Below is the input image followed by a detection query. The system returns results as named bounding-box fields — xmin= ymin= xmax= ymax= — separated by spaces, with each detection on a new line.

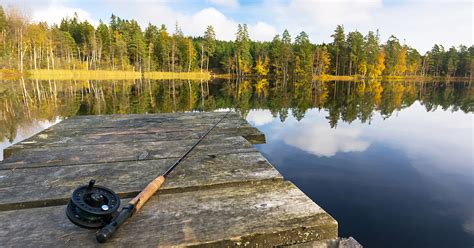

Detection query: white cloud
xmin=246 ymin=110 xmax=274 ymax=126
xmin=372 ymin=1 xmax=472 ymax=52
xmin=208 ymin=0 xmax=239 ymax=8
xmin=264 ymin=0 xmax=471 ymax=52
xmin=180 ymin=10 xmax=277 ymax=41
xmin=180 ymin=7 xmax=237 ymax=40
xmin=248 ymin=22 xmax=278 ymax=41
xmin=32 ymin=3 xmax=96 ymax=26
xmin=280 ymin=122 xmax=370 ymax=157
xmin=288 ymin=0 xmax=382 ymax=27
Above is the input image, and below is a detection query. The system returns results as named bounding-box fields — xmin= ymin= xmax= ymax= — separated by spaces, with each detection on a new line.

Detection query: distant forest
xmin=0 ymin=5 xmax=472 ymax=78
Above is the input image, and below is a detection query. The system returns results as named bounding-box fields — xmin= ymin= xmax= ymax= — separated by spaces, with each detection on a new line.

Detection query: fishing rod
xmin=66 ymin=111 xmax=231 ymax=243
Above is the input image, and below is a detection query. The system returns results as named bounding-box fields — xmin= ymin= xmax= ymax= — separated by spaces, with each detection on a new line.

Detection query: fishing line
xmin=66 ymin=110 xmax=232 ymax=243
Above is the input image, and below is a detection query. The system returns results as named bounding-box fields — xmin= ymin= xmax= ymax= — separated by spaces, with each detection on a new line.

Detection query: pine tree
xmin=330 ymin=25 xmax=346 ymax=75
xmin=294 ymin=31 xmax=313 ymax=76
xmin=203 ymin=25 xmax=216 ymax=71
xmin=235 ymin=24 xmax=252 ymax=75
xmin=385 ymin=35 xmax=401 ymax=75
xmin=281 ymin=29 xmax=292 ymax=79
xmin=346 ymin=31 xmax=364 ymax=75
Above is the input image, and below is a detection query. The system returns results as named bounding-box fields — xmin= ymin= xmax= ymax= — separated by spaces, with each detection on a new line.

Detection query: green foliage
xmin=0 ymin=4 xmax=471 ymax=79
xmin=445 ymin=47 xmax=459 ymax=77
xmin=0 ymin=6 xmax=7 ymax=31
xmin=384 ymin=35 xmax=401 ymax=75
xmin=294 ymin=31 xmax=313 ymax=76
xmin=364 ymin=31 xmax=380 ymax=76
xmin=203 ymin=25 xmax=216 ymax=71
xmin=235 ymin=24 xmax=252 ymax=75
xmin=313 ymin=45 xmax=330 ymax=76
xmin=330 ymin=25 xmax=347 ymax=75
xmin=346 ymin=31 xmax=364 ymax=75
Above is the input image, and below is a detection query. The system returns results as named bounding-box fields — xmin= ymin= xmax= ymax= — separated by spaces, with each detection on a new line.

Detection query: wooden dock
xmin=0 ymin=112 xmax=338 ymax=247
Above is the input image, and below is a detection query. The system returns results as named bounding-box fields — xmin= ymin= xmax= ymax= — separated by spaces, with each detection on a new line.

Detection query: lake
xmin=0 ymin=78 xmax=472 ymax=247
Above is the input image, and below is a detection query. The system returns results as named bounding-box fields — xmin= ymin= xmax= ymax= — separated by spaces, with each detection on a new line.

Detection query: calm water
xmin=0 ymin=78 xmax=472 ymax=247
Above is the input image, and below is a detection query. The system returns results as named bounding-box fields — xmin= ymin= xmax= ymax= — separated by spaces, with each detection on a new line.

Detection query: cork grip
xmin=129 ymin=175 xmax=165 ymax=211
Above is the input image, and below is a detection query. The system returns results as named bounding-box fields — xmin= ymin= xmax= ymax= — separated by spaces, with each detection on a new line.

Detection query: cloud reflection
xmin=463 ymin=216 xmax=474 ymax=235
xmin=246 ymin=110 xmax=274 ymax=126
xmin=280 ymin=123 xmax=370 ymax=157
xmin=0 ymin=119 xmax=60 ymax=161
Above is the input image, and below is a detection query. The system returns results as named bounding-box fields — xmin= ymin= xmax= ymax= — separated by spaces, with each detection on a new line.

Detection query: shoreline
xmin=0 ymin=69 xmax=471 ymax=82
xmin=313 ymin=74 xmax=472 ymax=82
xmin=0 ymin=69 xmax=211 ymax=81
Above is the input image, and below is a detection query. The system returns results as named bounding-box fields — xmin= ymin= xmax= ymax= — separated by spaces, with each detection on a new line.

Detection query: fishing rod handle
xmin=96 ymin=176 xmax=165 ymax=243
xmin=129 ymin=175 xmax=166 ymax=211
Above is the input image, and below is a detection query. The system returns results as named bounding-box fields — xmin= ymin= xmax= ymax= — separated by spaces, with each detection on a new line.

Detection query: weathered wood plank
xmin=53 ymin=112 xmax=243 ymax=130
xmin=3 ymin=121 xmax=265 ymax=159
xmin=3 ymin=113 xmax=265 ymax=159
xmin=0 ymin=152 xmax=282 ymax=211
xmin=67 ymin=111 xmax=237 ymax=121
xmin=53 ymin=117 xmax=248 ymax=131
xmin=0 ymin=181 xmax=338 ymax=247
xmin=1 ymin=135 xmax=256 ymax=170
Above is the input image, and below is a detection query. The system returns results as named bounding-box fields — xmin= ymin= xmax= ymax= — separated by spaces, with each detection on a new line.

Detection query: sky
xmin=4 ymin=0 xmax=473 ymax=53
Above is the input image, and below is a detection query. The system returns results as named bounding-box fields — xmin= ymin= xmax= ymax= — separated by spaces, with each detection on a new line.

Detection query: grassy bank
xmin=313 ymin=75 xmax=361 ymax=81
xmin=212 ymin=73 xmax=233 ymax=79
xmin=383 ymin=75 xmax=471 ymax=82
xmin=1 ymin=69 xmax=470 ymax=83
xmin=313 ymin=74 xmax=472 ymax=82
xmin=0 ymin=69 xmax=23 ymax=80
xmin=144 ymin=71 xmax=210 ymax=80
xmin=27 ymin=69 xmax=142 ymax=80
xmin=3 ymin=69 xmax=211 ymax=80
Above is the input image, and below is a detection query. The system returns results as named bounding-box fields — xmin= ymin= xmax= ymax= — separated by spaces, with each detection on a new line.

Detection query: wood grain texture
xmin=3 ymin=116 xmax=265 ymax=159
xmin=1 ymin=135 xmax=256 ymax=169
xmin=0 ymin=181 xmax=338 ymax=247
xmin=0 ymin=112 xmax=338 ymax=247
xmin=53 ymin=112 xmax=242 ymax=130
xmin=0 ymin=152 xmax=282 ymax=211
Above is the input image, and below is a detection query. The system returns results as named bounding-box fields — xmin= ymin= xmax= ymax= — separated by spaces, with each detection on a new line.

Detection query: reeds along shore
xmin=143 ymin=71 xmax=211 ymax=80
xmin=0 ymin=69 xmax=470 ymax=82
xmin=0 ymin=70 xmax=211 ymax=81
xmin=313 ymin=74 xmax=472 ymax=82
xmin=26 ymin=70 xmax=142 ymax=80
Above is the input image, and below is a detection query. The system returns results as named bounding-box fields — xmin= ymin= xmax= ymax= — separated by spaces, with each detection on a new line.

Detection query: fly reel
xmin=66 ymin=180 xmax=120 ymax=229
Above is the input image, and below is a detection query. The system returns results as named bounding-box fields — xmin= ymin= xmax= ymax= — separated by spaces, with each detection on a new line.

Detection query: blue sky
xmin=7 ymin=0 xmax=473 ymax=53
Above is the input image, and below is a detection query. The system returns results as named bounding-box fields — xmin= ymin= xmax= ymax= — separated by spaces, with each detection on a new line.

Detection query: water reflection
xmin=250 ymin=102 xmax=473 ymax=247
xmin=283 ymin=123 xmax=369 ymax=157
xmin=246 ymin=110 xmax=274 ymax=126
xmin=0 ymin=78 xmax=472 ymax=144
xmin=0 ymin=118 xmax=59 ymax=160
xmin=0 ymin=78 xmax=472 ymax=247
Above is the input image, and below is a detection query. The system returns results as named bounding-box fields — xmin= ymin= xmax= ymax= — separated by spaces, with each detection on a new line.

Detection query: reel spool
xmin=66 ymin=180 xmax=120 ymax=229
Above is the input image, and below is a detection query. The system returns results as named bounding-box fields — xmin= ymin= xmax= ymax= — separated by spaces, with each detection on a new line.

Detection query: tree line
xmin=0 ymin=5 xmax=472 ymax=78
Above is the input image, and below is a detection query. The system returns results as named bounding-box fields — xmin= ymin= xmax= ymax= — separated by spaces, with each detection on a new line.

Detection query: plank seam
xmin=0 ymin=150 xmax=260 ymax=170
xmin=0 ymin=178 xmax=284 ymax=212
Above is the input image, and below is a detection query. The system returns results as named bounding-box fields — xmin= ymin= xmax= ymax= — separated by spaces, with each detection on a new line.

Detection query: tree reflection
xmin=0 ymin=78 xmax=472 ymax=142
